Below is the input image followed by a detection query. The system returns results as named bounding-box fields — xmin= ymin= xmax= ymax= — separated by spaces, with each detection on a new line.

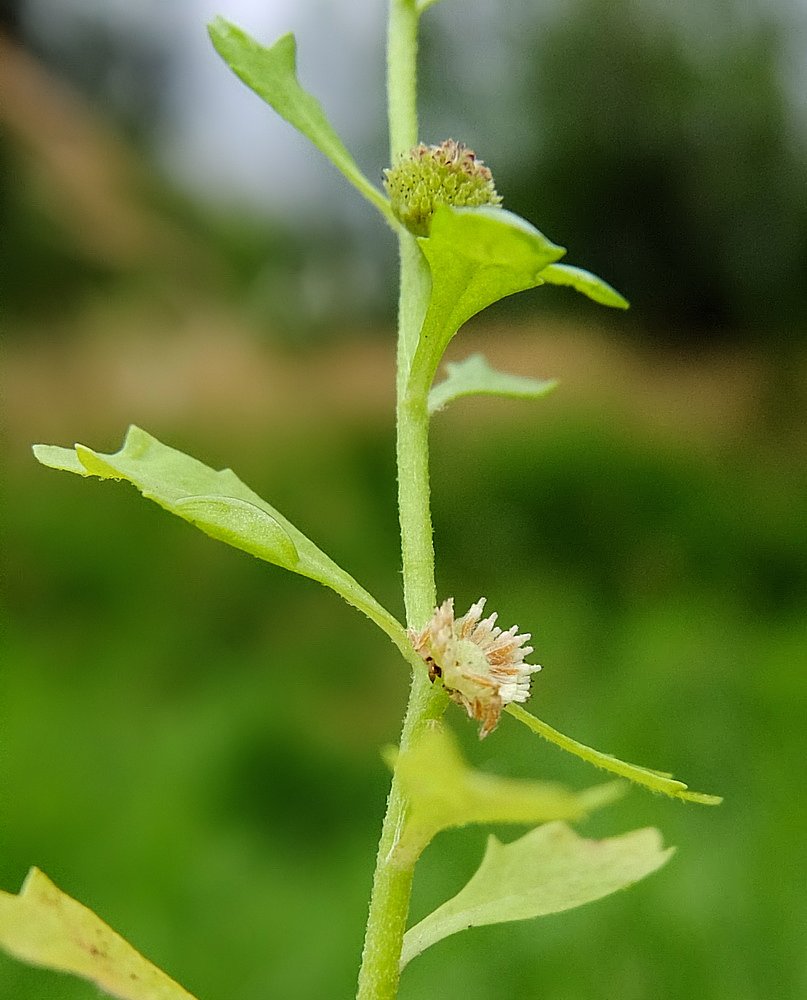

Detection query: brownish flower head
xmin=383 ymin=139 xmax=502 ymax=236
xmin=409 ymin=598 xmax=541 ymax=738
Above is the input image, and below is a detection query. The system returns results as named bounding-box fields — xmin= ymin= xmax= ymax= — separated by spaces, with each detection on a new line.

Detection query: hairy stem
xmin=356 ymin=3 xmax=444 ymax=997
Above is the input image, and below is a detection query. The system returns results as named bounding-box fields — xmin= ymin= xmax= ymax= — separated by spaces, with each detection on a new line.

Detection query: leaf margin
xmin=207 ymin=17 xmax=392 ymax=222
xmin=401 ymin=821 xmax=674 ymax=967
xmin=507 ymin=704 xmax=722 ymax=805
xmin=0 ymin=868 xmax=199 ymax=1000
xmin=33 ymin=426 xmax=415 ymax=665
xmin=428 ymin=352 xmax=557 ymax=414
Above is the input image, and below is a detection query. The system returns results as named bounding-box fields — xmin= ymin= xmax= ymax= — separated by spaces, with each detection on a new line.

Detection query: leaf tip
xmin=32 ymin=443 xmax=86 ymax=475
xmin=206 ymin=13 xmax=231 ymax=44
xmin=681 ymin=791 xmax=723 ymax=806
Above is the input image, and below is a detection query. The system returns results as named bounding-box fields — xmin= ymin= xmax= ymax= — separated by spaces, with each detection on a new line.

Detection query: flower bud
xmin=384 ymin=139 xmax=502 ymax=236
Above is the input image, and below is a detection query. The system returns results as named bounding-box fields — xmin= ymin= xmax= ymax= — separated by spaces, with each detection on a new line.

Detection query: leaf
xmin=417 ymin=0 xmax=444 ymax=13
xmin=33 ymin=427 xmax=410 ymax=657
xmin=174 ymin=495 xmax=298 ymax=567
xmin=0 ymin=869 xmax=198 ymax=1000
xmin=507 ymin=704 xmax=722 ymax=805
xmin=401 ymin=822 xmax=673 ymax=967
xmin=428 ymin=353 xmax=557 ymax=414
xmin=207 ymin=18 xmax=390 ymax=219
xmin=408 ymin=206 xmax=566 ymax=392
xmin=387 ymin=725 xmax=624 ymax=866
xmin=540 ymin=262 xmax=629 ymax=309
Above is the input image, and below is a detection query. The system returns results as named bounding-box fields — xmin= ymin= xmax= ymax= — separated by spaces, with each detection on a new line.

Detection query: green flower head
xmin=384 ymin=139 xmax=502 ymax=236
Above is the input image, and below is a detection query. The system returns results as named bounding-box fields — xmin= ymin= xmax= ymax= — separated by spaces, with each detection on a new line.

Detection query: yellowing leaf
xmin=401 ymin=822 xmax=673 ymax=967
xmin=507 ymin=704 xmax=722 ymax=805
xmin=0 ymin=869 xmax=198 ymax=1000
xmin=388 ymin=725 xmax=624 ymax=866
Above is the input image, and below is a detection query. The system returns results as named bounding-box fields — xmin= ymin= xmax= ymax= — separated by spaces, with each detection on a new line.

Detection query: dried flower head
xmin=383 ymin=139 xmax=502 ymax=236
xmin=409 ymin=598 xmax=541 ymax=738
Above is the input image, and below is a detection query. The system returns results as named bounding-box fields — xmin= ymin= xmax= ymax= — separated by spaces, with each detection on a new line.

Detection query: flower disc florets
xmin=383 ymin=139 xmax=502 ymax=236
xmin=409 ymin=598 xmax=541 ymax=738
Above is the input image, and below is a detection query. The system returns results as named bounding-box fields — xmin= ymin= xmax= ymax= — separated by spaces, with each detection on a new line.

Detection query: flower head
xmin=409 ymin=598 xmax=541 ymax=738
xmin=383 ymin=139 xmax=502 ymax=236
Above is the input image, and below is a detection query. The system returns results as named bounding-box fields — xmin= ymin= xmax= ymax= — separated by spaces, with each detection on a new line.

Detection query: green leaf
xmin=207 ymin=18 xmax=391 ymax=220
xmin=428 ymin=353 xmax=557 ymax=414
xmin=173 ymin=495 xmax=299 ymax=567
xmin=387 ymin=725 xmax=624 ymax=866
xmin=408 ymin=206 xmax=565 ymax=392
xmin=0 ymin=869 xmax=198 ymax=1000
xmin=33 ymin=427 xmax=411 ymax=658
xmin=401 ymin=822 xmax=673 ymax=968
xmin=416 ymin=0 xmax=444 ymax=14
xmin=507 ymin=704 xmax=722 ymax=805
xmin=540 ymin=262 xmax=629 ymax=309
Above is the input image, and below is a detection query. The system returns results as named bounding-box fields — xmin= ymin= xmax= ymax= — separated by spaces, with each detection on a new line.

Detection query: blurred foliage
xmin=497 ymin=0 xmax=807 ymax=340
xmin=0 ymin=127 xmax=382 ymax=341
xmin=3 ymin=408 xmax=806 ymax=999
xmin=0 ymin=139 xmax=118 ymax=319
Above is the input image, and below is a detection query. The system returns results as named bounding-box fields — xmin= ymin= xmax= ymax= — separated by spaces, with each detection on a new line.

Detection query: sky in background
xmin=22 ymin=0 xmax=390 ymax=223
xmin=19 ymin=0 xmax=807 ymax=225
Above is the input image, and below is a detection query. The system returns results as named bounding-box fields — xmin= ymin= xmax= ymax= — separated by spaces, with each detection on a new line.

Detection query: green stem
xmin=355 ymin=670 xmax=442 ymax=1000
xmin=386 ymin=0 xmax=419 ymax=159
xmin=356 ymin=4 xmax=443 ymax=997
xmin=395 ymin=239 xmax=435 ymax=625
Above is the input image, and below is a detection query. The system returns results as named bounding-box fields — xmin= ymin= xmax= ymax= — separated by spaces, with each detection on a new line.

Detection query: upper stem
xmin=387 ymin=0 xmax=419 ymax=159
xmin=395 ymin=237 xmax=435 ymax=625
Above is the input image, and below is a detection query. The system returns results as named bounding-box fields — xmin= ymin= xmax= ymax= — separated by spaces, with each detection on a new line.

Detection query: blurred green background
xmin=2 ymin=1 xmax=806 ymax=999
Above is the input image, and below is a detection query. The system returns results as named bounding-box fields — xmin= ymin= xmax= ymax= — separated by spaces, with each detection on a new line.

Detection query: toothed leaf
xmin=33 ymin=427 xmax=407 ymax=650
xmin=401 ymin=823 xmax=673 ymax=967
xmin=207 ymin=18 xmax=387 ymax=215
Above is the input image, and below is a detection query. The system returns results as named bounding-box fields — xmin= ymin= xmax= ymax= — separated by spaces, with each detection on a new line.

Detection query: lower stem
xmin=355 ymin=670 xmax=440 ymax=1000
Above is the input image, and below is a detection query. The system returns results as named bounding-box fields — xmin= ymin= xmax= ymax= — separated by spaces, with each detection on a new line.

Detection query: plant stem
xmin=356 ymin=4 xmax=444 ymax=997
xmin=395 ymin=239 xmax=435 ymax=625
xmin=386 ymin=0 xmax=419 ymax=160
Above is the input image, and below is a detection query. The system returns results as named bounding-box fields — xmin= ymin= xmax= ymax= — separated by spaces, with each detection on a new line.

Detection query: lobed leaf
xmin=408 ymin=206 xmax=565 ymax=392
xmin=401 ymin=822 xmax=673 ymax=967
xmin=428 ymin=353 xmax=557 ymax=414
xmin=387 ymin=725 xmax=624 ymax=866
xmin=540 ymin=262 xmax=629 ymax=309
xmin=207 ymin=18 xmax=390 ymax=219
xmin=507 ymin=704 xmax=722 ymax=805
xmin=33 ymin=427 xmax=410 ymax=657
xmin=0 ymin=869 xmax=198 ymax=1000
